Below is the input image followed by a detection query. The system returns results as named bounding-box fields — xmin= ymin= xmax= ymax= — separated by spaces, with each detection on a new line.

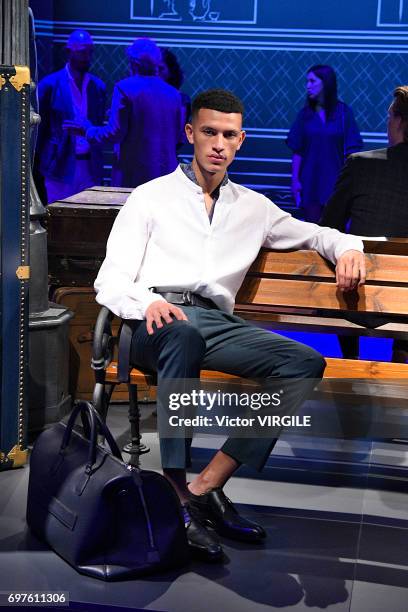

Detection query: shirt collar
xmin=65 ymin=63 xmax=90 ymax=93
xmin=180 ymin=162 xmax=229 ymax=192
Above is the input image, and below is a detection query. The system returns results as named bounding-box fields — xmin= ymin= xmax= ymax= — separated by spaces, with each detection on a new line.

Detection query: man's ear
xmin=185 ymin=123 xmax=194 ymax=144
xmin=236 ymin=130 xmax=246 ymax=151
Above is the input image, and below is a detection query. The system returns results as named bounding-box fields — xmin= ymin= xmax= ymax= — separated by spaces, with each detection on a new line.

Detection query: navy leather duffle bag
xmin=26 ymin=401 xmax=189 ymax=580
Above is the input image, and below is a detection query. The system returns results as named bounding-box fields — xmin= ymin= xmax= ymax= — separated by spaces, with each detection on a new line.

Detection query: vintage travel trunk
xmin=0 ymin=65 xmax=30 ymax=470
xmin=47 ymin=186 xmax=130 ymax=290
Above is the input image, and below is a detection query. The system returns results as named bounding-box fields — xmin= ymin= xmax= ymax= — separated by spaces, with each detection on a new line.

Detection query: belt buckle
xmin=182 ymin=290 xmax=193 ymax=305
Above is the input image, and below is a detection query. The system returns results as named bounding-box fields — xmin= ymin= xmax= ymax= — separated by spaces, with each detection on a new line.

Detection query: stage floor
xmin=1 ymin=403 xmax=407 ymax=612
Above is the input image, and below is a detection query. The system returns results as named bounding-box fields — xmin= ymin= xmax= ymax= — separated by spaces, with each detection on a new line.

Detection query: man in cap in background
xmin=35 ymin=29 xmax=106 ymax=203
xmin=65 ymin=37 xmax=184 ymax=188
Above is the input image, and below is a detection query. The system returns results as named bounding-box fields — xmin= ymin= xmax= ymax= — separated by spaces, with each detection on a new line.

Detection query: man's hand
xmin=336 ymin=250 xmax=366 ymax=291
xmin=145 ymin=300 xmax=188 ymax=335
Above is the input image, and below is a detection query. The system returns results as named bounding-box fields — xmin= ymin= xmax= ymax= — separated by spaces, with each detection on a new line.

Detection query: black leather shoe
xmin=183 ymin=503 xmax=224 ymax=562
xmin=188 ymin=487 xmax=266 ymax=542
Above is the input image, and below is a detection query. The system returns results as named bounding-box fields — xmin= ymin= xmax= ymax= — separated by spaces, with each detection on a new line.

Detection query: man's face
xmin=185 ymin=108 xmax=245 ymax=175
xmin=387 ymin=102 xmax=403 ymax=146
xmin=68 ymin=46 xmax=93 ymax=73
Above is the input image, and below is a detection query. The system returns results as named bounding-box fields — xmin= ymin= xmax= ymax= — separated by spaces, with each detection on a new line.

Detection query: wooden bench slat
xmin=105 ymin=357 xmax=408 ymax=386
xmin=248 ymin=250 xmax=335 ymax=278
xmin=237 ymin=277 xmax=408 ymax=315
xmin=324 ymin=357 xmax=408 ymax=379
xmin=106 ymin=364 xmax=243 ymax=385
xmin=248 ymin=250 xmax=408 ymax=284
xmin=234 ymin=308 xmax=408 ymax=338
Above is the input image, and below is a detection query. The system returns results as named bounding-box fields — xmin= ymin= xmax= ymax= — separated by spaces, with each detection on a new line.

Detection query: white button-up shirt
xmin=66 ymin=64 xmax=91 ymax=155
xmin=94 ymin=166 xmax=364 ymax=319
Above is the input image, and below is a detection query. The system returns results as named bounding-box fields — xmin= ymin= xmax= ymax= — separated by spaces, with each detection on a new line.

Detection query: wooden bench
xmin=235 ymin=239 xmax=408 ymax=378
xmin=91 ymin=239 xmax=408 ymax=460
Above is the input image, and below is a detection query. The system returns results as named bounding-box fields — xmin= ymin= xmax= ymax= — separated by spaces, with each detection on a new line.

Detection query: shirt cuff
xmin=139 ymin=291 xmax=167 ymax=318
xmin=334 ymin=234 xmax=364 ymax=260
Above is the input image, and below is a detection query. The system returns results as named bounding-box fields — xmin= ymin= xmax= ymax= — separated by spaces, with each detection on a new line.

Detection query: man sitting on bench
xmin=94 ymin=88 xmax=366 ymax=562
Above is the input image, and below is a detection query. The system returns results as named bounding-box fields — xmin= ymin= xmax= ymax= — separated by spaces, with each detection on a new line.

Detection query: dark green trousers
xmin=130 ymin=306 xmax=325 ymax=471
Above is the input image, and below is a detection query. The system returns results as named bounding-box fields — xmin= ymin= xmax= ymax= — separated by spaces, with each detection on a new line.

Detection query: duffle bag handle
xmin=61 ymin=401 xmax=123 ymax=472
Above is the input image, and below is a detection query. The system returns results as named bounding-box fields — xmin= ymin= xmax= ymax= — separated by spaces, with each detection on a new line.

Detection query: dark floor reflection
xmin=0 ymin=403 xmax=407 ymax=611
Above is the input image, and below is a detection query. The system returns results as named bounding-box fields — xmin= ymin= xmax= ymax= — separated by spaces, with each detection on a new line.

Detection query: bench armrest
xmin=91 ymin=306 xmax=116 ymax=374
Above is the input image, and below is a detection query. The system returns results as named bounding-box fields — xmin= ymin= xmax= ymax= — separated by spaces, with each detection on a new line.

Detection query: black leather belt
xmin=152 ymin=289 xmax=218 ymax=310
xmin=75 ymin=153 xmax=91 ymax=160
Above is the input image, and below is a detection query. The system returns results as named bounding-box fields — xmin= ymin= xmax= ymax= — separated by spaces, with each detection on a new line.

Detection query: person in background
xmin=286 ymin=64 xmax=362 ymax=223
xmin=321 ymin=85 xmax=408 ymax=363
xmin=159 ymin=47 xmax=191 ymax=129
xmin=35 ymin=30 xmax=106 ymax=203
xmin=64 ymin=38 xmax=184 ymax=188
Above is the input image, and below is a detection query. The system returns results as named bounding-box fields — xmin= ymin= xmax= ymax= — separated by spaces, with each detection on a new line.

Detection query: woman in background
xmin=286 ymin=64 xmax=362 ymax=223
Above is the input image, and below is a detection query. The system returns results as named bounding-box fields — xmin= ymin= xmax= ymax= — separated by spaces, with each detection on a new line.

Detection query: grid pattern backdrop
xmin=31 ymin=0 xmax=408 ymax=205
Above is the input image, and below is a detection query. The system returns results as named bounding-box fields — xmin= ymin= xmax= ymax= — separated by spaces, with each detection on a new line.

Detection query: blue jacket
xmin=86 ymin=75 xmax=183 ymax=187
xmin=37 ymin=67 xmax=106 ymax=182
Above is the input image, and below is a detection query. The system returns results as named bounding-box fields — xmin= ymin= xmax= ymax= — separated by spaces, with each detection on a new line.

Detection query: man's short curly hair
xmin=192 ymin=89 xmax=244 ymax=118
xmin=392 ymin=86 xmax=408 ymax=142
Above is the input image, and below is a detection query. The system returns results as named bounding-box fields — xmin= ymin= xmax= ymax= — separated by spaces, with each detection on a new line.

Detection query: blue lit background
xmin=30 ymin=0 xmax=406 ymax=360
